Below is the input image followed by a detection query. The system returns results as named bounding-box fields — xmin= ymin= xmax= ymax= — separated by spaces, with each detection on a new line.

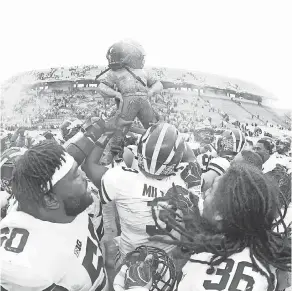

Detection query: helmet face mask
xmin=124 ymin=246 xmax=176 ymax=291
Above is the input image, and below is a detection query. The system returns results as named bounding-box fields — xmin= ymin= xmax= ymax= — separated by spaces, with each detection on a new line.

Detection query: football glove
xmin=180 ymin=161 xmax=202 ymax=189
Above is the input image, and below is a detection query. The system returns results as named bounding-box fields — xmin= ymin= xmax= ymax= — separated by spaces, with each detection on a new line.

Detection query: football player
xmin=189 ymin=127 xmax=218 ymax=173
xmin=118 ymin=163 xmax=291 ymax=291
xmin=79 ymin=122 xmax=202 ymax=270
xmin=254 ymin=137 xmax=291 ymax=174
xmin=0 ymin=140 xmax=107 ymax=291
xmin=276 ymin=137 xmax=291 ymax=156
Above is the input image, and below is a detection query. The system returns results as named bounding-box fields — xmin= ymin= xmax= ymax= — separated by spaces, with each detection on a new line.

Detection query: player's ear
xmin=43 ymin=192 xmax=60 ymax=210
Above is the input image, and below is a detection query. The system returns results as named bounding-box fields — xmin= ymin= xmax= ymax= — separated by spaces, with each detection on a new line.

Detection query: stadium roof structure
xmin=1 ymin=65 xmax=277 ymax=100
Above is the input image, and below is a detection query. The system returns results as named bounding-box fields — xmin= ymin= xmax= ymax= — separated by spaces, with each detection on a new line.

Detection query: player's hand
xmin=180 ymin=160 xmax=202 ymax=189
xmin=124 ymin=254 xmax=154 ymax=290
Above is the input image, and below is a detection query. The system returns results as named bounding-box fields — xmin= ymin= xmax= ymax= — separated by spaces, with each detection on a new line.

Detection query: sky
xmin=0 ymin=0 xmax=291 ymax=109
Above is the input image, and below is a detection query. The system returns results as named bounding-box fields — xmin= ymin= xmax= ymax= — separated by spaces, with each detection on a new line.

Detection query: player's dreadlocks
xmin=11 ymin=140 xmax=66 ymax=208
xmin=149 ymin=163 xmax=291 ymax=291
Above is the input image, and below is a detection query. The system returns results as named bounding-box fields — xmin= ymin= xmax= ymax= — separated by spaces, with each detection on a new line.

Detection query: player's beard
xmin=63 ymin=190 xmax=93 ymax=217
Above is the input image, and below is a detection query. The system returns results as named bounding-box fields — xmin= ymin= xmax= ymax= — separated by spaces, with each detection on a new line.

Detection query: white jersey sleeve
xmin=178 ymin=249 xmax=277 ymax=291
xmin=100 ymin=165 xmax=135 ymax=204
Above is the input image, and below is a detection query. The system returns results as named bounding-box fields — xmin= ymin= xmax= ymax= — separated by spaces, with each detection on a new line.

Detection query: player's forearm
xmin=148 ymin=81 xmax=163 ymax=95
xmin=98 ymin=83 xmax=120 ymax=98
xmin=81 ymin=135 xmax=111 ymax=191
xmin=83 ymin=134 xmax=112 ymax=168
xmin=64 ymin=118 xmax=106 ymax=166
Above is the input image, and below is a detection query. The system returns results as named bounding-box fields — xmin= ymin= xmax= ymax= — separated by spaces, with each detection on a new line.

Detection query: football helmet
xmin=0 ymin=147 xmax=26 ymax=194
xmin=193 ymin=127 xmax=215 ymax=145
xmin=257 ymin=136 xmax=276 ymax=155
xmin=137 ymin=123 xmax=185 ymax=177
xmin=123 ymin=246 xmax=176 ymax=291
xmin=106 ymin=39 xmax=146 ymax=70
xmin=217 ymin=128 xmax=246 ymax=160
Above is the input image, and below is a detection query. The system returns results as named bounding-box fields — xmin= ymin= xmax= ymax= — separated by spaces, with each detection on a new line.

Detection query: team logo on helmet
xmin=124 ymin=245 xmax=176 ymax=291
xmin=137 ymin=123 xmax=185 ymax=177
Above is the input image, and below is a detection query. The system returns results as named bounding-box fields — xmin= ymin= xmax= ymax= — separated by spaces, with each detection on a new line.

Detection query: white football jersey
xmin=0 ymin=205 xmax=107 ymax=291
xmin=100 ymin=163 xmax=200 ymax=257
xmin=178 ymin=248 xmax=277 ymax=291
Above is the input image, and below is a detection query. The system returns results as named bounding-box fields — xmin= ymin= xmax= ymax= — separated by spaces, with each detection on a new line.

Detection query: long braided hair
xmin=11 ymin=140 xmax=66 ymax=209
xmin=149 ymin=163 xmax=291 ymax=290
